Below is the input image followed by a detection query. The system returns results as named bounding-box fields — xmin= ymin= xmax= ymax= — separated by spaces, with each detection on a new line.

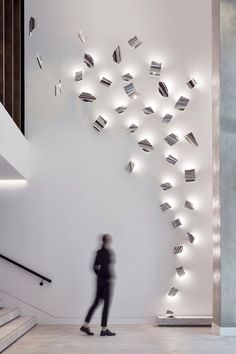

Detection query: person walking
xmin=80 ymin=234 xmax=116 ymax=336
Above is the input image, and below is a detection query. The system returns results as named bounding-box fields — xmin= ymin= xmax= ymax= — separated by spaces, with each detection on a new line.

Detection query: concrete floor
xmin=5 ymin=325 xmax=236 ymax=354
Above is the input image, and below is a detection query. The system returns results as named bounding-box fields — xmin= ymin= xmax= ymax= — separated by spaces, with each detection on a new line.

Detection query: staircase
xmin=0 ymin=300 xmax=36 ymax=352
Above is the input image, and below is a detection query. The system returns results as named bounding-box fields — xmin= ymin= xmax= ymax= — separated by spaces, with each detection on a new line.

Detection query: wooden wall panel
xmin=0 ymin=0 xmax=24 ymax=133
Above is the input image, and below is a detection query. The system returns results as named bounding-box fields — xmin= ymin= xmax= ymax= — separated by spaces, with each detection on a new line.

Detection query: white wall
xmin=0 ymin=0 xmax=212 ymax=324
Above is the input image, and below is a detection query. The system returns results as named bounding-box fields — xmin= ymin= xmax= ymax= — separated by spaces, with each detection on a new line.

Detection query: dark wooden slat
xmin=0 ymin=0 xmax=4 ymax=104
xmin=13 ymin=0 xmax=21 ymax=129
xmin=4 ymin=0 xmax=13 ymax=117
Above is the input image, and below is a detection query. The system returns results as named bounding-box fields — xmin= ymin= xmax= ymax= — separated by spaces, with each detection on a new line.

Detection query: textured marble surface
xmin=4 ymin=325 xmax=236 ymax=354
xmin=219 ymin=0 xmax=236 ymax=327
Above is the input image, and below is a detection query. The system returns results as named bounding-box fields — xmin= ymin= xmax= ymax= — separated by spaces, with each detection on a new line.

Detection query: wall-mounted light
xmin=113 ymin=46 xmax=122 ymax=63
xmin=36 ymin=54 xmax=43 ymax=69
xmin=185 ymin=169 xmax=196 ymax=182
xmin=185 ymin=200 xmax=194 ymax=210
xmin=29 ymin=17 xmax=37 ymax=36
xmin=79 ymin=92 xmax=96 ymax=103
xmin=185 ymin=132 xmax=199 ymax=147
xmin=150 ymin=61 xmax=162 ymax=76
xmin=160 ymin=182 xmax=173 ymax=191
xmin=173 ymin=245 xmax=183 ymax=255
xmin=115 ymin=106 xmax=127 ymax=114
xmin=186 ymin=232 xmax=195 ymax=244
xmin=93 ymin=115 xmax=107 ymax=132
xmin=187 ymin=78 xmax=197 ymax=89
xmin=100 ymin=77 xmax=112 ymax=87
xmin=159 ymin=82 xmax=169 ymax=97
xmin=128 ymin=35 xmax=142 ymax=49
xmin=84 ymin=53 xmax=94 ymax=68
xmin=124 ymin=83 xmax=139 ymax=99
xmin=77 ymin=30 xmax=87 ymax=43
xmin=175 ymin=96 xmax=190 ymax=111
xmin=138 ymin=139 xmax=154 ymax=152
xmin=164 ymin=134 xmax=179 ymax=146
xmin=172 ymin=218 xmax=182 ymax=228
xmin=122 ymin=73 xmax=133 ymax=81
xmin=160 ymin=202 xmax=172 ymax=211
xmin=166 ymin=155 xmax=178 ymax=165
xmin=143 ymin=107 xmax=154 ymax=115
xmin=176 ymin=266 xmax=186 ymax=277
xmin=0 ymin=180 xmax=27 ymax=187
xmin=166 ymin=309 xmax=174 ymax=318
xmin=162 ymin=114 xmax=173 ymax=124
xmin=75 ymin=71 xmax=83 ymax=82
xmin=55 ymin=80 xmax=62 ymax=96
xmin=128 ymin=124 xmax=138 ymax=133
xmin=125 ymin=161 xmax=135 ymax=173
xmin=168 ymin=287 xmax=179 ymax=297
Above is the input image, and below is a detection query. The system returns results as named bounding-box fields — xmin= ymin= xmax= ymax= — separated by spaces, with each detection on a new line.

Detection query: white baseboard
xmin=212 ymin=322 xmax=236 ymax=336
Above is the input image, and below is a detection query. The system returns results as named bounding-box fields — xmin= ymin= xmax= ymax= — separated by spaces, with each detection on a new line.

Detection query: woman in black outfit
xmin=80 ymin=234 xmax=116 ymax=336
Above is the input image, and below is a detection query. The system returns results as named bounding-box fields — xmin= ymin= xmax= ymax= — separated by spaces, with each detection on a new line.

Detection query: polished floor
xmin=5 ymin=325 xmax=236 ymax=354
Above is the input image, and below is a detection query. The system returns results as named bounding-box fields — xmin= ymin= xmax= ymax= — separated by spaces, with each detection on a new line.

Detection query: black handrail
xmin=0 ymin=253 xmax=52 ymax=286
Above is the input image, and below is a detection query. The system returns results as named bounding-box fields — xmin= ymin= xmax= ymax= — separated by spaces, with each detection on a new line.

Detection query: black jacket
xmin=93 ymin=246 xmax=115 ymax=285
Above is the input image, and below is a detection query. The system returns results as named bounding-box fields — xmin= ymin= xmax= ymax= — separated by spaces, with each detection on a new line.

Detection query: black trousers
xmin=85 ymin=282 xmax=111 ymax=327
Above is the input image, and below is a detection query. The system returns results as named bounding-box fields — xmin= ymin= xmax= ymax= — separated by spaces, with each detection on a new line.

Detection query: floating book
xmin=186 ymin=232 xmax=195 ymax=244
xmin=166 ymin=310 xmax=174 ymax=318
xmin=185 ymin=132 xmax=199 ymax=147
xmin=115 ymin=106 xmax=127 ymax=114
xmin=125 ymin=161 xmax=135 ymax=173
xmin=185 ymin=169 xmax=196 ymax=182
xmin=84 ymin=53 xmax=94 ymax=68
xmin=75 ymin=71 xmax=83 ymax=82
xmin=36 ymin=54 xmax=43 ymax=69
xmin=77 ymin=30 xmax=87 ymax=43
xmin=112 ymin=46 xmax=121 ymax=63
xmin=172 ymin=218 xmax=182 ymax=228
xmin=164 ymin=133 xmax=179 ymax=146
xmin=128 ymin=35 xmax=142 ymax=49
xmin=160 ymin=182 xmax=173 ymax=191
xmin=162 ymin=114 xmax=173 ymax=124
xmin=168 ymin=287 xmax=179 ymax=297
xmin=29 ymin=17 xmax=37 ymax=36
xmin=159 ymin=82 xmax=169 ymax=97
xmin=138 ymin=139 xmax=154 ymax=152
xmin=128 ymin=124 xmax=138 ymax=133
xmin=122 ymin=73 xmax=133 ymax=81
xmin=166 ymin=155 xmax=178 ymax=165
xmin=79 ymin=92 xmax=96 ymax=103
xmin=100 ymin=77 xmax=112 ymax=87
xmin=187 ymin=78 xmax=197 ymax=89
xmin=150 ymin=61 xmax=162 ymax=76
xmin=93 ymin=116 xmax=107 ymax=132
xmin=160 ymin=202 xmax=172 ymax=212
xmin=124 ymin=83 xmax=139 ymax=99
xmin=185 ymin=200 xmax=194 ymax=210
xmin=175 ymin=96 xmax=190 ymax=111
xmin=55 ymin=80 xmax=62 ymax=96
xmin=143 ymin=107 xmax=154 ymax=115
xmin=173 ymin=245 xmax=183 ymax=254
xmin=176 ymin=266 xmax=185 ymax=277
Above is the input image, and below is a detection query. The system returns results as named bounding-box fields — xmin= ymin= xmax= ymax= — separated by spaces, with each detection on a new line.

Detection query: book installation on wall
xmin=30 ymin=16 xmax=201 ymax=318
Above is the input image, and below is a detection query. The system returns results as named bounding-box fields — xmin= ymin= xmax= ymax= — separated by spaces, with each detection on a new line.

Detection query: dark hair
xmin=102 ymin=234 xmax=111 ymax=245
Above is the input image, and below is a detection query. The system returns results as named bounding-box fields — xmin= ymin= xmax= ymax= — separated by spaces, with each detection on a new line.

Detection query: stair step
xmin=157 ymin=316 xmax=212 ymax=327
xmin=0 ymin=301 xmax=3 ymax=310
xmin=0 ymin=317 xmax=37 ymax=353
xmin=0 ymin=309 xmax=20 ymax=327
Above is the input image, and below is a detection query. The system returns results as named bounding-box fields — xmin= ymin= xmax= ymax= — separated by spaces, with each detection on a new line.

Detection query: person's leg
xmin=84 ymin=288 xmax=101 ymax=324
xmin=100 ymin=284 xmax=116 ymax=336
xmin=80 ymin=286 xmax=101 ymax=335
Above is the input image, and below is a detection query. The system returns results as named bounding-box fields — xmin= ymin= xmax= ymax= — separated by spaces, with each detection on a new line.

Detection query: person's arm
xmin=93 ymin=251 xmax=101 ymax=275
